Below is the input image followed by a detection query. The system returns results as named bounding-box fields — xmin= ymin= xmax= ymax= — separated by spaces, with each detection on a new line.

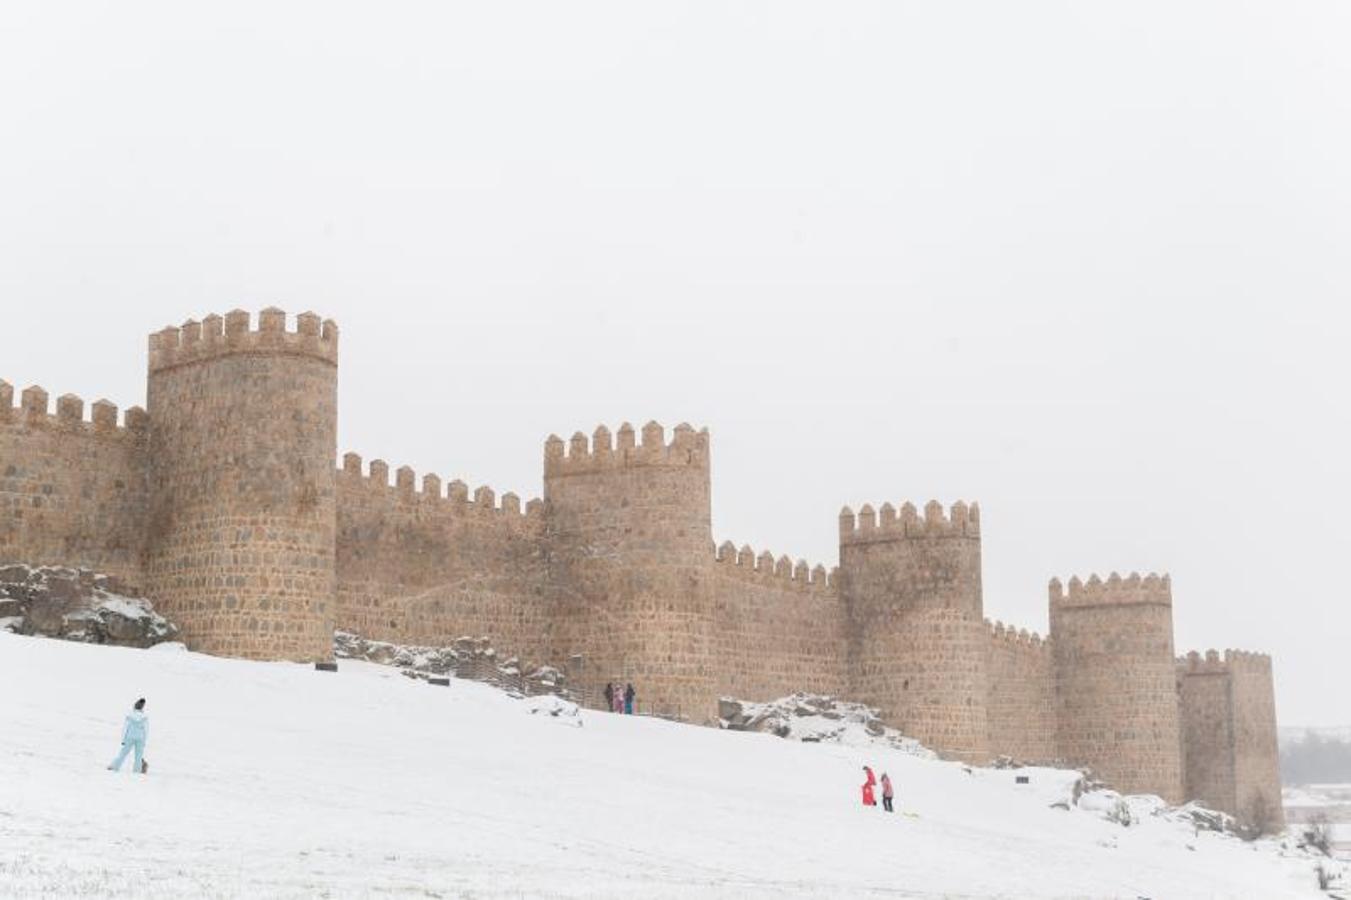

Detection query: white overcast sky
xmin=2 ymin=3 xmax=1347 ymax=726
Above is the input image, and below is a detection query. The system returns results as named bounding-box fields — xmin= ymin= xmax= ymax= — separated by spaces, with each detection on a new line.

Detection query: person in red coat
xmin=861 ymin=766 xmax=877 ymax=807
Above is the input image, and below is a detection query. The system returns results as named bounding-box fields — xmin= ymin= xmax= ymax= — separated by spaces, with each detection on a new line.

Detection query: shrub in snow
xmin=1299 ymin=814 xmax=1333 ymax=857
xmin=1314 ymin=859 xmax=1346 ymax=891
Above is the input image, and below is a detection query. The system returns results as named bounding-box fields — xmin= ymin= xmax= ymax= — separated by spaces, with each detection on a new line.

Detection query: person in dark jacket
xmin=603 ymin=682 xmax=615 ymax=712
xmin=107 ymin=698 xmax=149 ymax=775
xmin=623 ymin=683 xmax=635 ymax=715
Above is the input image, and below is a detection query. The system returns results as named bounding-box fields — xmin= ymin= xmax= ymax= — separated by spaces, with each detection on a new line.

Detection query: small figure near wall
xmin=603 ymin=682 xmax=615 ymax=712
xmin=107 ymin=698 xmax=149 ymax=775
xmin=624 ymin=683 xmax=635 ymax=715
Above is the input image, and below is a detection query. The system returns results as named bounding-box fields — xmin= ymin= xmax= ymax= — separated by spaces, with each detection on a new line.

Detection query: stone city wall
xmin=984 ymin=620 xmax=1057 ymax=764
xmin=1050 ymin=573 xmax=1183 ymax=803
xmin=1227 ymin=650 xmax=1284 ymax=829
xmin=0 ymin=308 xmax=1286 ymax=829
xmin=0 ymin=382 xmax=149 ymax=587
xmin=143 ymin=309 xmax=339 ymax=662
xmin=334 ymin=453 xmax=552 ymax=663
xmin=544 ymin=423 xmax=716 ymax=721
xmin=1178 ymin=650 xmax=1236 ymax=815
xmin=1176 ymin=649 xmax=1283 ymax=829
xmin=710 ymin=541 xmax=847 ymax=701
xmin=839 ymin=500 xmax=990 ymax=762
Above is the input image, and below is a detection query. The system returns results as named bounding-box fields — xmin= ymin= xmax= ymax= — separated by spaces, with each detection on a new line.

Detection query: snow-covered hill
xmin=0 ymin=632 xmax=1336 ymax=898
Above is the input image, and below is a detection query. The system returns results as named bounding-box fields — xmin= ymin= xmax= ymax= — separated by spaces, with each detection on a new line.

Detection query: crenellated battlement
xmin=1049 ymin=571 xmax=1172 ymax=609
xmin=838 ymin=499 xmax=979 ymax=543
xmin=338 ymin=451 xmax=543 ymax=523
xmin=1223 ymin=648 xmax=1273 ymax=670
xmin=148 ymin=308 xmax=338 ymax=374
xmin=0 ymin=380 xmax=148 ymax=439
xmin=985 ymin=617 xmax=1050 ymax=652
xmin=543 ymin=421 xmax=709 ymax=476
xmin=1177 ymin=648 xmax=1273 ymax=675
xmin=713 ymin=539 xmax=838 ymax=593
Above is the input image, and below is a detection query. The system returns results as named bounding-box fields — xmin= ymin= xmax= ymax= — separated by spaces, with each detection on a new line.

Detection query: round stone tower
xmin=1049 ymin=572 xmax=1183 ymax=803
xmin=144 ymin=308 xmax=339 ymax=662
xmin=839 ymin=500 xmax=990 ymax=762
xmin=544 ymin=421 xmax=715 ymax=721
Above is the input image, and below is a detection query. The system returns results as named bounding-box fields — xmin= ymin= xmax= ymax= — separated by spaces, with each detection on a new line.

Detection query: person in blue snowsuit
xmin=107 ymin=698 xmax=149 ymax=774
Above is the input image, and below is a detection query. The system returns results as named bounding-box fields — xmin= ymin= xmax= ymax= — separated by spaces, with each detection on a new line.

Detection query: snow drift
xmin=0 ymin=631 xmax=1338 ymax=898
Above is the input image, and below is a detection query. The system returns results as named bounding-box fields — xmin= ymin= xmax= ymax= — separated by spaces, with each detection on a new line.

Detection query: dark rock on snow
xmin=0 ymin=565 xmax=178 ymax=648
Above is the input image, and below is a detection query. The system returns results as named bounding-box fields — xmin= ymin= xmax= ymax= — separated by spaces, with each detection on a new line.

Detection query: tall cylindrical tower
xmin=544 ymin=421 xmax=715 ymax=721
xmin=144 ymin=308 xmax=338 ymax=661
xmin=840 ymin=500 xmax=990 ymax=762
xmin=1050 ymin=572 xmax=1183 ymax=802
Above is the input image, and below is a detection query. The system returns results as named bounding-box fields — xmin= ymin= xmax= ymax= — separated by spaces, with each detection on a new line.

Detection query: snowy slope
xmin=0 ymin=633 xmax=1333 ymax=899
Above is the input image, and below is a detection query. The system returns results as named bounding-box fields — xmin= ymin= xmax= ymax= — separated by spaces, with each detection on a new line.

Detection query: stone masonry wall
xmin=1178 ymin=651 xmax=1236 ymax=815
xmin=711 ymin=542 xmax=847 ymax=701
xmin=334 ymin=453 xmax=551 ymax=662
xmin=1177 ymin=649 xmax=1283 ymax=830
xmin=1050 ymin=574 xmax=1183 ymax=803
xmin=545 ymin=423 xmax=715 ymax=721
xmin=985 ymin=621 xmax=1057 ymax=764
xmin=1228 ymin=651 xmax=1284 ymax=829
xmin=839 ymin=501 xmax=990 ymax=762
xmin=144 ymin=309 xmax=338 ymax=662
xmin=0 ymin=382 xmax=149 ymax=587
